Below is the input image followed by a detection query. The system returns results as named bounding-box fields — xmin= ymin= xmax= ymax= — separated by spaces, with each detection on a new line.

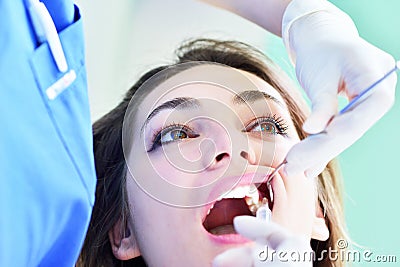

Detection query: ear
xmin=311 ymin=202 xmax=330 ymax=241
xmin=108 ymin=217 xmax=141 ymax=260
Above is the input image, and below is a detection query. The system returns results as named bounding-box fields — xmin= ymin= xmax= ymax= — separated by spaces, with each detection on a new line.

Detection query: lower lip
xmin=206 ymin=231 xmax=251 ymax=245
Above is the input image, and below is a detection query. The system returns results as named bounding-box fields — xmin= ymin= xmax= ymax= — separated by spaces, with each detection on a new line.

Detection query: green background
xmin=266 ymin=1 xmax=400 ymax=266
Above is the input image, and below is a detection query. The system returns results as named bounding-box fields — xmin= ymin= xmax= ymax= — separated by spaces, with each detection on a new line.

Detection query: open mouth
xmin=202 ymin=182 xmax=272 ymax=235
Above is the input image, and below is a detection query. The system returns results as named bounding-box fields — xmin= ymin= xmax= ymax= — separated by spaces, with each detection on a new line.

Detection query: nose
xmin=200 ymin=120 xmax=260 ymax=171
xmin=240 ymin=149 xmax=257 ymax=164
xmin=200 ymin=136 xmax=230 ymax=171
xmin=215 ymin=152 xmax=229 ymax=163
xmin=205 ymin=139 xmax=258 ymax=171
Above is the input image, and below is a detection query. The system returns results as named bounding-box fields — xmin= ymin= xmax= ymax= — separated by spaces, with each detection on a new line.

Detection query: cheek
xmin=127 ymin=178 xmax=184 ymax=235
xmin=127 ymin=181 xmax=200 ymax=262
xmin=130 ymin=143 xmax=188 ymax=182
xmin=257 ymin=134 xmax=300 ymax=167
xmin=135 ymin=138 xmax=215 ymax=187
xmin=134 ymin=152 xmax=197 ymax=189
xmin=129 ymin=146 xmax=213 ymax=206
xmin=273 ymin=138 xmax=297 ymax=163
xmin=271 ymin=120 xmax=301 ymax=163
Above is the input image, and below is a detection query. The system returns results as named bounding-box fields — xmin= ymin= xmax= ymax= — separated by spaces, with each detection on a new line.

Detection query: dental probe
xmin=266 ymin=60 xmax=400 ymax=184
xmin=266 ymin=160 xmax=286 ymax=186
xmin=340 ymin=60 xmax=400 ymax=114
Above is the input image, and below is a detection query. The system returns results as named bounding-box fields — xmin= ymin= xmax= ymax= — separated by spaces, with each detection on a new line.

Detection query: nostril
xmin=215 ymin=152 xmax=228 ymax=162
xmin=240 ymin=151 xmax=248 ymax=159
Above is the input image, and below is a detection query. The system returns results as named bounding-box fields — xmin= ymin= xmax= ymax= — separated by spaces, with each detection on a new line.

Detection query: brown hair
xmin=77 ymin=39 xmax=347 ymax=267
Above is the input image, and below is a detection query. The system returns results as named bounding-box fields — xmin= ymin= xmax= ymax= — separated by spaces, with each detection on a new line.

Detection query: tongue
xmin=203 ymin=198 xmax=252 ymax=234
xmin=209 ymin=225 xmax=236 ymax=235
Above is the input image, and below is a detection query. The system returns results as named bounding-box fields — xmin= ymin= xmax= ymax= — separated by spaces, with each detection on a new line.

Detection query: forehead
xmin=134 ymin=64 xmax=287 ymax=122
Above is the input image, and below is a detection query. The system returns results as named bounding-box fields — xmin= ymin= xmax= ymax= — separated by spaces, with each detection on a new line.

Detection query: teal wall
xmin=267 ymin=1 xmax=400 ymax=265
xmin=333 ymin=1 xmax=400 ymax=265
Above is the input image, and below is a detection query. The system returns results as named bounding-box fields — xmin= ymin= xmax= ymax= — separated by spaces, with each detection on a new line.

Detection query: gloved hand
xmin=282 ymin=0 xmax=398 ymax=178
xmin=212 ymin=217 xmax=313 ymax=267
xmin=212 ymin=171 xmax=315 ymax=267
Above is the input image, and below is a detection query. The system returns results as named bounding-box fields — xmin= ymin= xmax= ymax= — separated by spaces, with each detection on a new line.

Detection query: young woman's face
xmin=124 ymin=65 xmax=303 ymax=266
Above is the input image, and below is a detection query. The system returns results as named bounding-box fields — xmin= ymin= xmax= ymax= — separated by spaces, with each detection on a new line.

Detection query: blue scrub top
xmin=0 ymin=1 xmax=96 ymax=266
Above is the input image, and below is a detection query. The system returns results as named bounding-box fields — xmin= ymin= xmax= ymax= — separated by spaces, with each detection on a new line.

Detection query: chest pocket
xmin=29 ymin=11 xmax=96 ymax=205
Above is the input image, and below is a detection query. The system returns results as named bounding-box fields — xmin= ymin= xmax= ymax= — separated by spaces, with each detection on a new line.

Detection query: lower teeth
xmin=248 ymin=197 xmax=269 ymax=216
xmin=209 ymin=225 xmax=236 ymax=235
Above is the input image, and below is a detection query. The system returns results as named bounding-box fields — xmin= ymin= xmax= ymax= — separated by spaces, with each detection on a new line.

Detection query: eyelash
xmin=147 ymin=123 xmax=198 ymax=152
xmin=244 ymin=114 xmax=289 ymax=136
xmin=147 ymin=114 xmax=289 ymax=152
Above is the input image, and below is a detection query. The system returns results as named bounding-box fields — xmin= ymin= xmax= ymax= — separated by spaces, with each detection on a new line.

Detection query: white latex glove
xmin=212 ymin=216 xmax=313 ymax=267
xmin=282 ymin=0 xmax=398 ymax=178
xmin=213 ymin=171 xmax=315 ymax=267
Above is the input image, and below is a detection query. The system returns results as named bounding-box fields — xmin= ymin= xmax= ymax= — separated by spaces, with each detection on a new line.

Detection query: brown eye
xmin=168 ymin=129 xmax=188 ymax=141
xmin=148 ymin=124 xmax=200 ymax=152
xmin=257 ymin=122 xmax=277 ymax=134
xmin=244 ymin=115 xmax=289 ymax=136
xmin=159 ymin=127 xmax=198 ymax=144
xmin=249 ymin=121 xmax=277 ymax=135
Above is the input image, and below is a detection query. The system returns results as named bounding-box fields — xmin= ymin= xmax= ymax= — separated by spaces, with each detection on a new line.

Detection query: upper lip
xmin=201 ymin=165 xmax=274 ymax=222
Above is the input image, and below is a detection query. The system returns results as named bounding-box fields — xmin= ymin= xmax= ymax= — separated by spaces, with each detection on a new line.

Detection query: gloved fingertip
xmin=282 ymin=163 xmax=302 ymax=178
xmin=233 ymin=216 xmax=265 ymax=240
xmin=302 ymin=116 xmax=327 ymax=134
xmin=233 ymin=215 xmax=256 ymax=226
xmin=304 ymin=171 xmax=318 ymax=179
xmin=212 ymin=255 xmax=224 ymax=267
xmin=304 ymin=170 xmax=318 ymax=179
xmin=281 ymin=164 xmax=290 ymax=177
xmin=305 ymin=164 xmax=327 ymax=178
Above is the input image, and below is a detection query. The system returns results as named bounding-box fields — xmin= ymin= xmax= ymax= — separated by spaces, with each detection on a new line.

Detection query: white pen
xmin=27 ymin=0 xmax=68 ymax=73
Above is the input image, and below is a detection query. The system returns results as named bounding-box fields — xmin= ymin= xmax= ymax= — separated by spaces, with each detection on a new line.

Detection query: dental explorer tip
xmin=262 ymin=197 xmax=267 ymax=206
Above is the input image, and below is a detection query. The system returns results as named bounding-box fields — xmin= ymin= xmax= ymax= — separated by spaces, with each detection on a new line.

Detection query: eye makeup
xmin=146 ymin=113 xmax=289 ymax=153
xmin=147 ymin=123 xmax=199 ymax=152
xmin=243 ymin=114 xmax=289 ymax=136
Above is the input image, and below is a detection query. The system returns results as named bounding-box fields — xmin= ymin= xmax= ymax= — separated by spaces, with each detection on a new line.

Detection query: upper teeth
xmin=219 ymin=184 xmax=259 ymax=204
xmin=205 ymin=184 xmax=264 ymax=216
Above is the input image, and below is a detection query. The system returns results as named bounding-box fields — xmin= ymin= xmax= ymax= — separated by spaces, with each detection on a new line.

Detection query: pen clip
xmin=27 ymin=0 xmax=68 ymax=73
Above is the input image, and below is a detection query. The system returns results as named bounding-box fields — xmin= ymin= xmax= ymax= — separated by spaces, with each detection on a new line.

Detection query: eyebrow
xmin=232 ymin=90 xmax=282 ymax=106
xmin=142 ymin=97 xmax=200 ymax=132
xmin=142 ymin=90 xmax=282 ymax=132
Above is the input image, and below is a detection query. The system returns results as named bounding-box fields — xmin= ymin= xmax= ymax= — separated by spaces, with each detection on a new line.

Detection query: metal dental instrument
xmin=340 ymin=60 xmax=400 ymax=114
xmin=266 ymin=60 xmax=400 ymax=184
xmin=266 ymin=160 xmax=287 ymax=186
